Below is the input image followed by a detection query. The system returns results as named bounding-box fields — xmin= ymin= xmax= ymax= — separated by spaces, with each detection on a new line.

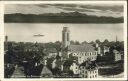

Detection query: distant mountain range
xmin=4 ymin=11 xmax=123 ymax=23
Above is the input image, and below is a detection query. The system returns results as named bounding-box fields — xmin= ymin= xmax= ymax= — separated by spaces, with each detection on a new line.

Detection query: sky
xmin=5 ymin=4 xmax=123 ymax=17
xmin=5 ymin=23 xmax=123 ymax=43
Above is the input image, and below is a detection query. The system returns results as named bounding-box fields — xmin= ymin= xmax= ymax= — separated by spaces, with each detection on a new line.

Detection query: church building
xmin=61 ymin=27 xmax=98 ymax=64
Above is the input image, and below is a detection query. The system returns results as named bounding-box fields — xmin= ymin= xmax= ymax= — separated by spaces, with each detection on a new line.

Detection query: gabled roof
xmin=11 ymin=66 xmax=25 ymax=78
xmin=41 ymin=66 xmax=53 ymax=75
xmin=68 ymin=44 xmax=95 ymax=52
xmin=45 ymin=48 xmax=57 ymax=53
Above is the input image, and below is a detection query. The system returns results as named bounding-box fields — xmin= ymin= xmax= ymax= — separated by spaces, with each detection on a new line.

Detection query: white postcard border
xmin=0 ymin=1 xmax=127 ymax=81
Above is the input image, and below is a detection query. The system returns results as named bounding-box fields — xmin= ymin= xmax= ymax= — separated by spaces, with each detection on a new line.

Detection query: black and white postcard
xmin=1 ymin=1 xmax=127 ymax=80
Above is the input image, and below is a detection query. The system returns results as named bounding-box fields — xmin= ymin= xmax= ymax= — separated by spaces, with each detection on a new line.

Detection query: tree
xmin=70 ymin=40 xmax=75 ymax=45
xmin=95 ymin=39 xmax=101 ymax=44
xmin=75 ymin=41 xmax=80 ymax=45
xmin=81 ymin=41 xmax=88 ymax=45
xmin=89 ymin=41 xmax=95 ymax=44
xmin=103 ymin=39 xmax=109 ymax=45
xmin=54 ymin=41 xmax=62 ymax=52
xmin=68 ymin=70 xmax=74 ymax=76
xmin=52 ymin=67 xmax=62 ymax=76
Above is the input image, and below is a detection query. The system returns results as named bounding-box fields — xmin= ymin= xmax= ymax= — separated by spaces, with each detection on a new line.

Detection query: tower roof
xmin=62 ymin=27 xmax=70 ymax=32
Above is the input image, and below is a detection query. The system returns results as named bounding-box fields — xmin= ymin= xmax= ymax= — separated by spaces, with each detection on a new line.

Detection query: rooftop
xmin=68 ymin=44 xmax=95 ymax=52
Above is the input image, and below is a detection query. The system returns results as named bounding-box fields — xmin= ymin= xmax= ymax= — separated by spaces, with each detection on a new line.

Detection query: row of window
xmin=81 ymin=73 xmax=98 ymax=78
xmin=80 ymin=69 xmax=97 ymax=73
xmin=78 ymin=56 xmax=97 ymax=64
xmin=73 ymin=52 xmax=97 ymax=56
xmin=89 ymin=74 xmax=98 ymax=78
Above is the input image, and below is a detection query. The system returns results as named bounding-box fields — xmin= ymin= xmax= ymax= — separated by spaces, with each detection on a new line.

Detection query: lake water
xmin=5 ymin=23 xmax=123 ymax=43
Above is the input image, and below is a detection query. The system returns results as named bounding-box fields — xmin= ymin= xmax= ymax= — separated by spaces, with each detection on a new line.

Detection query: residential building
xmin=68 ymin=44 xmax=98 ymax=64
xmin=103 ymin=46 xmax=110 ymax=55
xmin=79 ymin=60 xmax=98 ymax=78
xmin=11 ymin=65 xmax=25 ymax=78
xmin=70 ymin=62 xmax=79 ymax=74
xmin=113 ymin=50 xmax=122 ymax=61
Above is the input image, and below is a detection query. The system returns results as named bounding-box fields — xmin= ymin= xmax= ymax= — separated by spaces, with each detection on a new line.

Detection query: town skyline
xmin=5 ymin=23 xmax=123 ymax=43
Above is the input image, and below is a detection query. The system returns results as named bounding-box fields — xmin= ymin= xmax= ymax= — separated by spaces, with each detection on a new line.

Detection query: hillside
xmin=4 ymin=11 xmax=123 ymax=23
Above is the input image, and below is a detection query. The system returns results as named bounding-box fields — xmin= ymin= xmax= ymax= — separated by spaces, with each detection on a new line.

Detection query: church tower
xmin=62 ymin=27 xmax=70 ymax=48
xmin=5 ymin=36 xmax=8 ymax=54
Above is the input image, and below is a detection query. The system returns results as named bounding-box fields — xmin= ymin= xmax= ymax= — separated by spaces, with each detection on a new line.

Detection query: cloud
xmin=79 ymin=5 xmax=123 ymax=12
xmin=5 ymin=4 xmax=123 ymax=17
xmin=39 ymin=4 xmax=123 ymax=13
xmin=47 ymin=4 xmax=78 ymax=8
xmin=37 ymin=4 xmax=50 ymax=8
xmin=57 ymin=7 xmax=95 ymax=12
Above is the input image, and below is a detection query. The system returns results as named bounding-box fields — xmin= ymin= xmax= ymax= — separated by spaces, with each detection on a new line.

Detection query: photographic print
xmin=4 ymin=2 xmax=127 ymax=79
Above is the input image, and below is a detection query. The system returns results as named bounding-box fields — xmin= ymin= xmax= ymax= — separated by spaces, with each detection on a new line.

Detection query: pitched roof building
xmin=11 ymin=65 xmax=25 ymax=78
xmin=79 ymin=60 xmax=98 ymax=78
xmin=40 ymin=66 xmax=53 ymax=78
xmin=62 ymin=27 xmax=98 ymax=64
xmin=113 ymin=50 xmax=122 ymax=61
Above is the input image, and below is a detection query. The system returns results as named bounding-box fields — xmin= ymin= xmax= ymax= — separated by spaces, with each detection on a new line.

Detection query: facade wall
xmin=72 ymin=51 xmax=97 ymax=64
xmin=70 ymin=63 xmax=79 ymax=74
xmin=87 ymin=69 xmax=98 ymax=78
xmin=80 ymin=66 xmax=98 ymax=78
xmin=103 ymin=47 xmax=109 ymax=55
xmin=115 ymin=54 xmax=121 ymax=61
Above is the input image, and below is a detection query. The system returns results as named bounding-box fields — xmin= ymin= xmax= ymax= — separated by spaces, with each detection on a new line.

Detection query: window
xmin=95 ymin=70 xmax=97 ymax=73
xmin=84 ymin=75 xmax=87 ymax=78
xmin=88 ymin=52 xmax=90 ymax=56
xmin=85 ymin=71 xmax=87 ymax=74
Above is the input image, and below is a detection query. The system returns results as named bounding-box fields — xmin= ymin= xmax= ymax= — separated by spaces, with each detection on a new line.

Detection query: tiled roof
xmin=45 ymin=48 xmax=57 ymax=53
xmin=68 ymin=44 xmax=95 ymax=52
